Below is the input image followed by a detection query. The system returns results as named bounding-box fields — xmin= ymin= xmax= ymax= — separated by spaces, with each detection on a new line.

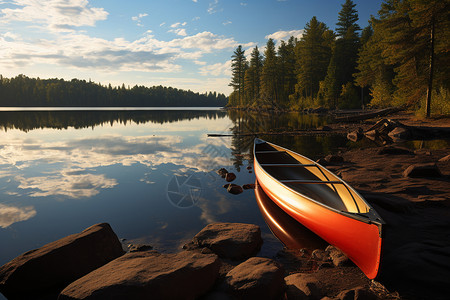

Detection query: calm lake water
xmin=0 ymin=108 xmax=353 ymax=269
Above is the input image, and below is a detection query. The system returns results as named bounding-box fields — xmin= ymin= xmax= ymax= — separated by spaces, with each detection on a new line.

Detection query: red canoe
xmin=254 ymin=138 xmax=384 ymax=279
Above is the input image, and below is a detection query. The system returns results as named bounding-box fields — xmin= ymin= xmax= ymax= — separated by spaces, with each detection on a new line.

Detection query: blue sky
xmin=0 ymin=0 xmax=383 ymax=95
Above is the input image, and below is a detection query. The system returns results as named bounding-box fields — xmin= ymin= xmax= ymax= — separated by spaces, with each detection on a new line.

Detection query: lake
xmin=0 ymin=108 xmax=352 ymax=271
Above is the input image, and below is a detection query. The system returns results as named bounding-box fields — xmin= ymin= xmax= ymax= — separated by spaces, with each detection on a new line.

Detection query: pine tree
xmin=295 ymin=17 xmax=332 ymax=101
xmin=373 ymin=0 xmax=449 ymax=115
xmin=229 ymin=45 xmax=248 ymax=107
xmin=336 ymin=0 xmax=361 ymax=37
xmin=277 ymin=38 xmax=296 ymax=104
xmin=323 ymin=0 xmax=361 ymax=108
xmin=244 ymin=46 xmax=263 ymax=106
xmin=260 ymin=39 xmax=279 ymax=107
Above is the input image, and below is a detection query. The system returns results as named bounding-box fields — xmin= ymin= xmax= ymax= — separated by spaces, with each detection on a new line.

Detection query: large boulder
xmin=0 ymin=223 xmax=124 ymax=299
xmin=403 ymin=163 xmax=442 ymax=178
xmin=223 ymin=257 xmax=284 ymax=299
xmin=59 ymin=251 xmax=220 ymax=300
xmin=191 ymin=223 xmax=263 ymax=260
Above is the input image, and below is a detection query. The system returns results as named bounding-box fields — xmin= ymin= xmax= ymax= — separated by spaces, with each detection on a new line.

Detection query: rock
xmin=0 ymin=223 xmax=124 ymax=299
xmin=285 ymin=273 xmax=324 ymax=300
xmin=335 ymin=286 xmax=378 ymax=300
xmin=347 ymin=128 xmax=363 ymax=142
xmin=224 ymin=257 xmax=284 ymax=300
xmin=324 ymin=154 xmax=344 ymax=165
xmin=438 ymin=154 xmax=450 ymax=162
xmin=326 ymin=246 xmax=350 ymax=267
xmin=223 ymin=183 xmax=231 ymax=188
xmin=388 ymin=126 xmax=411 ymax=141
xmin=225 ymin=172 xmax=236 ymax=182
xmin=377 ymin=146 xmax=413 ymax=155
xmin=403 ymin=163 xmax=442 ymax=178
xmin=217 ymin=168 xmax=229 ymax=178
xmin=364 ymin=130 xmax=378 ymax=140
xmin=192 ymin=223 xmax=263 ymax=260
xmin=59 ymin=251 xmax=220 ymax=300
xmin=246 ymin=166 xmax=252 ymax=170
xmin=128 ymin=244 xmax=153 ymax=253
xmin=242 ymin=183 xmax=256 ymax=190
xmin=227 ymin=184 xmax=243 ymax=195
xmin=311 ymin=249 xmax=330 ymax=261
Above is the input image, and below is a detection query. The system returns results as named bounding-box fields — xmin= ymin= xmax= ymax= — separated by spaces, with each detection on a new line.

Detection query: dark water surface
xmin=0 ymin=109 xmax=351 ymax=271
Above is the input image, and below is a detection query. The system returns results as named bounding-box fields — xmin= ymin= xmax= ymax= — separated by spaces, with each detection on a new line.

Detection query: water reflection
xmin=255 ymin=182 xmax=326 ymax=250
xmin=0 ymin=204 xmax=36 ymax=228
xmin=0 ymin=110 xmax=227 ymax=132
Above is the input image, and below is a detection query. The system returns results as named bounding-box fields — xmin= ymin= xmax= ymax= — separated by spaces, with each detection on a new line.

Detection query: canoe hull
xmin=254 ymin=140 xmax=383 ymax=279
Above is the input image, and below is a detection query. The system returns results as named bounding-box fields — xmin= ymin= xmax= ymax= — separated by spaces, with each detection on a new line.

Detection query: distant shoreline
xmin=0 ymin=106 xmax=225 ymax=111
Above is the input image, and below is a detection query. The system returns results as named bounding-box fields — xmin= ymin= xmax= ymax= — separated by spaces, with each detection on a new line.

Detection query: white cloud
xmin=132 ymin=13 xmax=148 ymax=27
xmin=171 ymin=28 xmax=187 ymax=36
xmin=159 ymin=22 xmax=165 ymax=27
xmin=208 ymin=0 xmax=220 ymax=14
xmin=0 ymin=0 xmax=108 ymax=32
xmin=170 ymin=21 xmax=187 ymax=28
xmin=265 ymin=29 xmax=304 ymax=42
xmin=0 ymin=204 xmax=36 ymax=228
xmin=223 ymin=20 xmax=231 ymax=26
xmin=192 ymin=0 xmax=198 ymax=2
xmin=199 ymin=60 xmax=231 ymax=76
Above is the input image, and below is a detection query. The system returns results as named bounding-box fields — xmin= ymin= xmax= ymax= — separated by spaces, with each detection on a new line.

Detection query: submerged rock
xmin=191 ymin=223 xmax=263 ymax=260
xmin=242 ymin=183 xmax=256 ymax=190
xmin=0 ymin=223 xmax=124 ymax=299
xmin=59 ymin=251 xmax=220 ymax=300
xmin=223 ymin=257 xmax=284 ymax=300
xmin=225 ymin=172 xmax=236 ymax=182
xmin=227 ymin=184 xmax=243 ymax=195
xmin=217 ymin=168 xmax=229 ymax=178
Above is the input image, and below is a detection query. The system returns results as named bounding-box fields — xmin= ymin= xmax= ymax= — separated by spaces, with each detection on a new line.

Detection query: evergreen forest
xmin=228 ymin=0 xmax=449 ymax=117
xmin=0 ymin=75 xmax=228 ymax=107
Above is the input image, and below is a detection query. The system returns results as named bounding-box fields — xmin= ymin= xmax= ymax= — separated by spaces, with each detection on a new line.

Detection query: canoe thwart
xmin=279 ymin=180 xmax=344 ymax=184
xmin=260 ymin=163 xmax=317 ymax=167
xmin=254 ymin=150 xmax=286 ymax=153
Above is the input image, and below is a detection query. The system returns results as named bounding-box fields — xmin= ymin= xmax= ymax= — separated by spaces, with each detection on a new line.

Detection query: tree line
xmin=228 ymin=0 xmax=449 ymax=117
xmin=0 ymin=75 xmax=228 ymax=107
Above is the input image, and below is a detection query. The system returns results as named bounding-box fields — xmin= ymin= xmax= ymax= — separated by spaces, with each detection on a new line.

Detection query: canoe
xmin=253 ymin=138 xmax=384 ymax=279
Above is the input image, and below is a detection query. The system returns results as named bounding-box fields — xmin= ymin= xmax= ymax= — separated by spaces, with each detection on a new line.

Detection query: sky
xmin=0 ymin=0 xmax=383 ymax=96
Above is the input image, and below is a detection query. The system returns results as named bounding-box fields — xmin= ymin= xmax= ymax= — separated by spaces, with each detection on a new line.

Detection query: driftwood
xmin=207 ymin=128 xmax=334 ymax=137
xmin=333 ymin=108 xmax=401 ymax=123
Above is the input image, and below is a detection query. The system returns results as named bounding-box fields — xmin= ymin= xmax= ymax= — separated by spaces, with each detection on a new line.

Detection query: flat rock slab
xmin=285 ymin=273 xmax=324 ymax=299
xmin=224 ymin=257 xmax=284 ymax=300
xmin=0 ymin=223 xmax=124 ymax=299
xmin=192 ymin=223 xmax=263 ymax=260
xmin=59 ymin=251 xmax=220 ymax=300
xmin=403 ymin=163 xmax=442 ymax=178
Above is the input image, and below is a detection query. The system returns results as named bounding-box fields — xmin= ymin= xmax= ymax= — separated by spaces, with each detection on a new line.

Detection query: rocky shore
xmin=0 ymin=221 xmax=396 ymax=300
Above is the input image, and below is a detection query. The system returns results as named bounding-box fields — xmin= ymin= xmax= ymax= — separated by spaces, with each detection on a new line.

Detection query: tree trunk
xmin=425 ymin=15 xmax=435 ymax=118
